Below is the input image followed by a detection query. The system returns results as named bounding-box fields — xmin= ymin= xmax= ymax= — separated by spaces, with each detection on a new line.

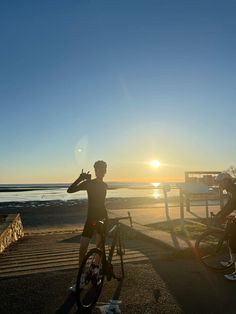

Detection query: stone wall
xmin=0 ymin=214 xmax=24 ymax=253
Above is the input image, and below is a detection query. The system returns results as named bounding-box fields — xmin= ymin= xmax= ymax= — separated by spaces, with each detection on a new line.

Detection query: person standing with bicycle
xmin=67 ymin=160 xmax=108 ymax=291
xmin=215 ymin=172 xmax=236 ymax=280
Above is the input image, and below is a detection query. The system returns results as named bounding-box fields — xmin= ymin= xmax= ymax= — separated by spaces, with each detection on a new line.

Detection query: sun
xmin=150 ymin=160 xmax=160 ymax=168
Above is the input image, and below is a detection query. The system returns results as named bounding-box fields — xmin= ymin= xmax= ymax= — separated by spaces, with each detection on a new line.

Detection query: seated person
xmin=215 ymin=172 xmax=236 ymax=281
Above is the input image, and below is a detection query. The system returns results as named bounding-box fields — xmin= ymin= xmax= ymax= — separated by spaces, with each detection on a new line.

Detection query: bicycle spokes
xmin=195 ymin=230 xmax=234 ymax=272
xmin=76 ymin=249 xmax=105 ymax=309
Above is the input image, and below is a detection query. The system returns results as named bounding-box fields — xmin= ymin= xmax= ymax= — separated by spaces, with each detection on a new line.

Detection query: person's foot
xmin=224 ymin=271 xmax=236 ymax=281
xmin=68 ymin=284 xmax=76 ymax=293
xmin=220 ymin=260 xmax=233 ymax=267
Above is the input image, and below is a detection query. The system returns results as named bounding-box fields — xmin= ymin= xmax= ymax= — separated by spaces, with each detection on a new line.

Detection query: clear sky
xmin=1 ymin=0 xmax=236 ymax=184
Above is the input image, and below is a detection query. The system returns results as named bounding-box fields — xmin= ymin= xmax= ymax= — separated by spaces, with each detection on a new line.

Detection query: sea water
xmin=0 ymin=182 xmax=180 ymax=203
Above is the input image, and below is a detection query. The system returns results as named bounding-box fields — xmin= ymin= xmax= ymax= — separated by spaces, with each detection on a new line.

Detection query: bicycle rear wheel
xmin=76 ymin=248 xmax=105 ymax=310
xmin=195 ymin=229 xmax=234 ymax=272
xmin=112 ymin=228 xmax=125 ymax=280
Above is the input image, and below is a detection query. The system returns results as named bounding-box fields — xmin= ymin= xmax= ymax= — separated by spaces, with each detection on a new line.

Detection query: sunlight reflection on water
xmin=0 ymin=183 xmax=179 ymax=202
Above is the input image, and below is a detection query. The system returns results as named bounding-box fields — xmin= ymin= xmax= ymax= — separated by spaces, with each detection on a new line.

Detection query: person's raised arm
xmin=67 ymin=170 xmax=91 ymax=193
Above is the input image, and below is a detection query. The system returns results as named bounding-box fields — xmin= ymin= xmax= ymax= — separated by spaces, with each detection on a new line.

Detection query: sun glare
xmin=150 ymin=160 xmax=160 ymax=168
xmin=152 ymin=191 xmax=161 ymax=199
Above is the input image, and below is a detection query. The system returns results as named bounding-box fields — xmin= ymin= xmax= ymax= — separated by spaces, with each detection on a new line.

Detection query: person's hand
xmin=79 ymin=169 xmax=91 ymax=181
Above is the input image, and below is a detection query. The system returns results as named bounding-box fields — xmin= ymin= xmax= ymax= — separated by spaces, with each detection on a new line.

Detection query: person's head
xmin=94 ymin=160 xmax=107 ymax=179
xmin=215 ymin=172 xmax=233 ymax=190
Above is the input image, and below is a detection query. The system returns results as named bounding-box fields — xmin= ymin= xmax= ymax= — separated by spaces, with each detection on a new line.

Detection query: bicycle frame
xmin=195 ymin=213 xmax=235 ymax=272
xmin=76 ymin=212 xmax=132 ymax=309
xmin=97 ymin=221 xmax=121 ymax=272
xmin=207 ymin=213 xmax=234 ymax=234
xmin=97 ymin=214 xmax=132 ymax=278
xmin=99 ymin=213 xmax=132 ymax=259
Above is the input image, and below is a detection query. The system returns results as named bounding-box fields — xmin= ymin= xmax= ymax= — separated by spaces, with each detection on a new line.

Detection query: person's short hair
xmin=94 ymin=160 xmax=107 ymax=172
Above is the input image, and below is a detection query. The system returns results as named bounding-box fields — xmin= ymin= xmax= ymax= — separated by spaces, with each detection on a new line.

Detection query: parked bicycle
xmin=75 ymin=212 xmax=133 ymax=310
xmin=195 ymin=212 xmax=235 ymax=272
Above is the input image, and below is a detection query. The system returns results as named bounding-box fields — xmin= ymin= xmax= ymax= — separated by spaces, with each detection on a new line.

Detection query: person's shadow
xmin=55 ymin=280 xmax=123 ymax=314
xmin=55 ymin=292 xmax=78 ymax=314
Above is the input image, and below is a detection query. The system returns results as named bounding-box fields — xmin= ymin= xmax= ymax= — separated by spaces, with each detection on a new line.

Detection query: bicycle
xmin=75 ymin=212 xmax=133 ymax=310
xmin=195 ymin=212 xmax=235 ymax=272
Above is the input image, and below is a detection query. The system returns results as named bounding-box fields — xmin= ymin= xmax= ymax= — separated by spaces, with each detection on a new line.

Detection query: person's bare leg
xmin=79 ymin=236 xmax=90 ymax=267
xmin=68 ymin=236 xmax=90 ymax=291
xmin=94 ymin=232 xmax=103 ymax=265
xmin=228 ymin=238 xmax=236 ymax=263
xmin=231 ymin=252 xmax=236 ymax=271
xmin=96 ymin=232 xmax=103 ymax=249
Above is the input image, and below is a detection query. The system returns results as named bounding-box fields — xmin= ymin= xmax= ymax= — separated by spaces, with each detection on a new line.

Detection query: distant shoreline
xmin=0 ymin=184 xmax=69 ymax=192
xmin=0 ymin=188 xmax=55 ymax=192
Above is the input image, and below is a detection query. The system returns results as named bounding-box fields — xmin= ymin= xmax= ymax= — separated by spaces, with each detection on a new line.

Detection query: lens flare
xmin=75 ymin=137 xmax=88 ymax=165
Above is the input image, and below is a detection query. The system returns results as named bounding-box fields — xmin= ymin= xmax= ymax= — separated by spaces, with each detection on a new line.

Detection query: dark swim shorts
xmin=81 ymin=219 xmax=106 ymax=239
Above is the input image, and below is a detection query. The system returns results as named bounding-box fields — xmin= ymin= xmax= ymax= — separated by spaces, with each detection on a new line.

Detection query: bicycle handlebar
xmin=109 ymin=211 xmax=133 ymax=228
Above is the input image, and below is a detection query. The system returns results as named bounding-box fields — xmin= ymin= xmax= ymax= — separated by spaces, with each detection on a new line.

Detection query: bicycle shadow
xmin=55 ymin=292 xmax=77 ymax=314
xmin=144 ymin=219 xmax=195 ymax=251
xmin=95 ymin=279 xmax=123 ymax=314
xmin=136 ymin=235 xmax=236 ymax=314
xmin=55 ymin=279 xmax=124 ymax=314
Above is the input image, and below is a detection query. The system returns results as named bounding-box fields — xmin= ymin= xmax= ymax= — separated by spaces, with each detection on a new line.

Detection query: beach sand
xmin=0 ymin=199 xmax=87 ymax=234
xmin=0 ymin=197 xmax=166 ymax=234
xmin=0 ymin=196 xmax=220 ymax=235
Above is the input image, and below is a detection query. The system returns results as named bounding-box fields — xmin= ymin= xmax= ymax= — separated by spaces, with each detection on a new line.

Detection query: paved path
xmin=2 ymin=231 xmax=236 ymax=314
xmin=108 ymin=204 xmax=221 ymax=250
xmin=0 ymin=232 xmax=160 ymax=279
xmin=0 ymin=233 xmax=182 ymax=314
xmin=0 ymin=232 xmax=182 ymax=314
xmin=1 ymin=202 xmax=213 ymax=279
xmin=109 ymin=203 xmax=221 ymax=226
xmin=2 ymin=202 xmax=236 ymax=314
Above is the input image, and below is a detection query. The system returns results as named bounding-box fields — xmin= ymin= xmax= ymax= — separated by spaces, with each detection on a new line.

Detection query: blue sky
xmin=1 ymin=0 xmax=236 ymax=183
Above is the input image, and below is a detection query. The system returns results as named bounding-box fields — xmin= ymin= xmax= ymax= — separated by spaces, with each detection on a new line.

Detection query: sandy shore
xmin=0 ymin=196 xmax=220 ymax=234
xmin=0 ymin=197 xmax=166 ymax=233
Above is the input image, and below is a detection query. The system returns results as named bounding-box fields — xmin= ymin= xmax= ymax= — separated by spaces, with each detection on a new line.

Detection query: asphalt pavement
xmin=2 ymin=203 xmax=236 ymax=314
xmin=1 ymin=231 xmax=236 ymax=314
xmin=108 ymin=203 xmax=221 ymax=250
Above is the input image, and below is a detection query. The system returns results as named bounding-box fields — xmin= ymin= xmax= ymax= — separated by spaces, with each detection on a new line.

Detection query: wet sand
xmin=0 ymin=196 xmax=219 ymax=234
xmin=0 ymin=197 xmax=166 ymax=233
xmin=0 ymin=199 xmax=87 ymax=233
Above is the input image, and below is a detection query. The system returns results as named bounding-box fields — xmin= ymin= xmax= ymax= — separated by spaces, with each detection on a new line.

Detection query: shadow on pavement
xmin=55 ymin=293 xmax=77 ymax=314
xmin=138 ymin=237 xmax=236 ymax=314
xmin=59 ymin=235 xmax=81 ymax=244
xmin=55 ymin=277 xmax=124 ymax=314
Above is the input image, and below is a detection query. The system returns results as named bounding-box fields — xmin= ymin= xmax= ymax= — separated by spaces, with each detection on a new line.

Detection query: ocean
xmin=0 ymin=182 xmax=180 ymax=203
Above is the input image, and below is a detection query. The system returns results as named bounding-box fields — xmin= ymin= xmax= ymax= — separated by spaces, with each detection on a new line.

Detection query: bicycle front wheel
xmin=76 ymin=248 xmax=105 ymax=310
xmin=195 ymin=229 xmax=234 ymax=272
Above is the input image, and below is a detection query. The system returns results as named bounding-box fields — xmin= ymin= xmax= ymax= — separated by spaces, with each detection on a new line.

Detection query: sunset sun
xmin=150 ymin=160 xmax=160 ymax=168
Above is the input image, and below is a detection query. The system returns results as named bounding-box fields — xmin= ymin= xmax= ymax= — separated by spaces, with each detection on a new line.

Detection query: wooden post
xmin=179 ymin=189 xmax=184 ymax=231
xmin=219 ymin=188 xmax=224 ymax=209
xmin=205 ymin=195 xmax=209 ymax=225
xmin=186 ymin=195 xmax=190 ymax=212
xmin=163 ymin=185 xmax=170 ymax=220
